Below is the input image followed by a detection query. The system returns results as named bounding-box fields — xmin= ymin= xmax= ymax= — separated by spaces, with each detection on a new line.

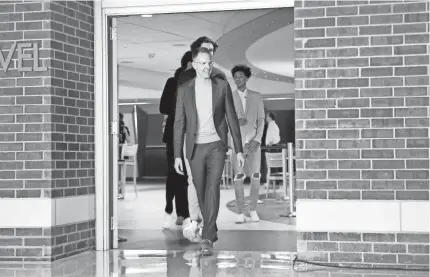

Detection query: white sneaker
xmin=182 ymin=218 xmax=191 ymax=227
xmin=250 ymin=211 xmax=260 ymax=222
xmin=189 ymin=222 xmax=203 ymax=243
xmin=191 ymin=231 xmax=202 ymax=243
xmin=235 ymin=213 xmax=249 ymax=224
xmin=183 ymin=220 xmax=198 ymax=242
xmin=162 ymin=213 xmax=174 ymax=229
xmin=257 ymin=199 xmax=264 ymax=204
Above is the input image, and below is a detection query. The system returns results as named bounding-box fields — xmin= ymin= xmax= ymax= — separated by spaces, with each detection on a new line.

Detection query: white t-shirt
xmin=194 ymin=78 xmax=220 ymax=144
xmin=265 ymin=120 xmax=280 ymax=146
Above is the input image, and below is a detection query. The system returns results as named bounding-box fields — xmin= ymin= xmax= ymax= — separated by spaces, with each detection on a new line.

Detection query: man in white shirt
xmin=265 ymin=112 xmax=280 ymax=146
xmin=230 ymin=65 xmax=265 ymax=223
xmin=173 ymin=47 xmax=244 ymax=255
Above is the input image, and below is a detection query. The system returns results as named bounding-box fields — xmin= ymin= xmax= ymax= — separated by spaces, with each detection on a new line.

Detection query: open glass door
xmin=107 ymin=16 xmax=119 ymax=249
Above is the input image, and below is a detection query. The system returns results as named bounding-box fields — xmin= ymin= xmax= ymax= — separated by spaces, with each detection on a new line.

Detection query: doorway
xmin=94 ymin=0 xmax=296 ymax=252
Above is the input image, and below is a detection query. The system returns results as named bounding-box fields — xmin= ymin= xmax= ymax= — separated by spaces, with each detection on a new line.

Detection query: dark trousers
xmin=165 ymin=141 xmax=190 ymax=218
xmin=188 ymin=140 xmax=226 ymax=242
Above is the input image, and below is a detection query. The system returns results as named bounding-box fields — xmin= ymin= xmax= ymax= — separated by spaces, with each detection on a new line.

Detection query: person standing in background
xmin=118 ymin=113 xmax=131 ymax=200
xmin=261 ymin=112 xmax=281 ymax=190
xmin=159 ymin=51 xmax=193 ymax=229
xmin=265 ymin=112 xmax=280 ymax=147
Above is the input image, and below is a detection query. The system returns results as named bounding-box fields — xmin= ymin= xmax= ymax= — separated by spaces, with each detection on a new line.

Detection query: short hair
xmin=231 ymin=65 xmax=252 ymax=78
xmin=190 ymin=36 xmax=218 ymax=53
xmin=191 ymin=47 xmax=212 ymax=60
xmin=180 ymin=51 xmax=192 ymax=69
xmin=268 ymin=112 xmax=276 ymax=121
xmin=119 ymin=113 xmax=124 ymax=120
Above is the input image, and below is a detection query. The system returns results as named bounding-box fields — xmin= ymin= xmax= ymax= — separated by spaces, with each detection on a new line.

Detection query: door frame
xmin=94 ymin=0 xmax=294 ymax=251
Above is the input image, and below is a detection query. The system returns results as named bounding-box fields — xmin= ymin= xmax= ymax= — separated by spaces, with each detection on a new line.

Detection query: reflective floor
xmin=0 ymin=250 xmax=427 ymax=277
xmin=118 ymin=182 xmax=296 ymax=252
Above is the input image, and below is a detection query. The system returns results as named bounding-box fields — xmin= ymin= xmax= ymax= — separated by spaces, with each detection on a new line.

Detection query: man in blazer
xmin=174 ymin=47 xmax=244 ymax=255
xmin=230 ymin=65 xmax=265 ymax=223
xmin=178 ymin=36 xmax=227 ymax=244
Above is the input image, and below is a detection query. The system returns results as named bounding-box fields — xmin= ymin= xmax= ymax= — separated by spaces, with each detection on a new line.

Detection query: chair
xmin=118 ymin=144 xmax=139 ymax=197
xmin=265 ymin=150 xmax=290 ymax=199
xmin=221 ymin=149 xmax=233 ymax=189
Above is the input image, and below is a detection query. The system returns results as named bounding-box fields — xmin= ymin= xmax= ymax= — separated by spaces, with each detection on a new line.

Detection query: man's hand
xmin=174 ymin=158 xmax=184 ymax=175
xmin=238 ymin=118 xmax=248 ymax=126
xmin=244 ymin=140 xmax=260 ymax=153
xmin=236 ymin=152 xmax=245 ymax=168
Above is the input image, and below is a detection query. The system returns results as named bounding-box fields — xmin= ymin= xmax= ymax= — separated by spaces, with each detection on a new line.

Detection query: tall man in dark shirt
xmin=159 ymin=51 xmax=193 ymax=229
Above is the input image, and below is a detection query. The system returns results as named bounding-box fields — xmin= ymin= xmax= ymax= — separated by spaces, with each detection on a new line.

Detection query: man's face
xmin=200 ymin=42 xmax=214 ymax=56
xmin=192 ymin=52 xmax=213 ymax=79
xmin=233 ymin=71 xmax=248 ymax=89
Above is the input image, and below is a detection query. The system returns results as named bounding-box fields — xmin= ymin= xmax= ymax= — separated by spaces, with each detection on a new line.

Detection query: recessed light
xmin=172 ymin=44 xmax=186 ymax=47
xmin=141 ymin=14 xmax=152 ymax=18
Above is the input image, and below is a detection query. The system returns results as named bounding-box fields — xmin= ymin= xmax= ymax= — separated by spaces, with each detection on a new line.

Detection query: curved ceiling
xmin=117 ymin=7 xmax=295 ymax=100
xmin=246 ymin=24 xmax=294 ymax=78
xmin=215 ymin=8 xmax=294 ymax=84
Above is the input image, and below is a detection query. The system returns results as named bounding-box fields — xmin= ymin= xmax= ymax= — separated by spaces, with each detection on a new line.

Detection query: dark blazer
xmin=160 ymin=67 xmax=226 ymax=144
xmin=173 ymin=75 xmax=243 ymax=160
xmin=159 ymin=76 xmax=179 ymax=144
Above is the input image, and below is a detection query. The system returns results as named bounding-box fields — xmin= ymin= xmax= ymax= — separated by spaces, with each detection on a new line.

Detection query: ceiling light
xmin=141 ymin=14 xmax=152 ymax=18
xmin=172 ymin=44 xmax=186 ymax=47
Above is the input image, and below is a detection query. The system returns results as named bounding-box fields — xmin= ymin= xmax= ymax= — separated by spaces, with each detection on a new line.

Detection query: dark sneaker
xmin=200 ymin=239 xmax=213 ymax=256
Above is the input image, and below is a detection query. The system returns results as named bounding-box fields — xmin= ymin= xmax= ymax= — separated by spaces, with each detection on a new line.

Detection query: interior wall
xmin=142 ymin=114 xmax=167 ymax=178
xmin=136 ymin=107 xmax=149 ymax=178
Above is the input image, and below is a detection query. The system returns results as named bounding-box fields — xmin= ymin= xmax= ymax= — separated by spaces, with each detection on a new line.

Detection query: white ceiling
xmin=116 ymin=7 xmax=295 ymax=104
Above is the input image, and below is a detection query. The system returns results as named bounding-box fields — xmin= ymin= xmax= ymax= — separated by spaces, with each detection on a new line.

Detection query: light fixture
xmin=141 ymin=14 xmax=152 ymax=18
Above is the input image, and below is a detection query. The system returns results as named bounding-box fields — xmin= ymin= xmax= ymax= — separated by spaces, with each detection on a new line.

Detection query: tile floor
xmin=118 ymin=182 xmax=297 ymax=251
xmin=118 ymin=182 xmax=295 ymax=231
xmin=0 ymin=250 xmax=427 ymax=277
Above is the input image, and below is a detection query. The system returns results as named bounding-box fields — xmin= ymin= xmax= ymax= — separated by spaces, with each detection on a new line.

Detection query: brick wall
xmin=295 ymin=0 xmax=429 ymax=269
xmin=0 ymin=0 xmax=95 ymax=261
xmin=0 ymin=220 xmax=95 ymax=262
